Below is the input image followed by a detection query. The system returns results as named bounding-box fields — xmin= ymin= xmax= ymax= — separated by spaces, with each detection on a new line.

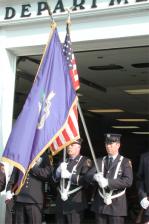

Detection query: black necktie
xmin=67 ymin=158 xmax=75 ymax=171
xmin=108 ymin=157 xmax=113 ymax=170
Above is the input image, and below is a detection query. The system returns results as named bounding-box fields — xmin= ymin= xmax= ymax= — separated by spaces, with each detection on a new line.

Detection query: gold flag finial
xmin=65 ymin=8 xmax=71 ymax=26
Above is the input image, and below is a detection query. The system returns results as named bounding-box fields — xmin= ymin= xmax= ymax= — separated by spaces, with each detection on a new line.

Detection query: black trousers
xmin=56 ymin=212 xmax=83 ymax=224
xmin=14 ymin=202 xmax=43 ymax=224
xmin=142 ymin=215 xmax=149 ymax=223
xmin=95 ymin=213 xmax=125 ymax=224
xmin=5 ymin=200 xmax=15 ymax=224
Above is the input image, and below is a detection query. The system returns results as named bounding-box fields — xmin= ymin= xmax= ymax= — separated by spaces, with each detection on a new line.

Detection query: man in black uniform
xmin=137 ymin=151 xmax=149 ymax=224
xmin=0 ymin=162 xmax=6 ymax=192
xmin=6 ymin=151 xmax=52 ymax=224
xmin=54 ymin=138 xmax=92 ymax=224
xmin=85 ymin=133 xmax=133 ymax=224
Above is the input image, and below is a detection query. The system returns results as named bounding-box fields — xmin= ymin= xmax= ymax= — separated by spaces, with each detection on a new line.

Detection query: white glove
xmin=61 ymin=169 xmax=71 ymax=179
xmin=98 ymin=176 xmax=108 ymax=188
xmin=140 ymin=197 xmax=149 ymax=209
xmin=60 ymin=162 xmax=67 ymax=171
xmin=32 ymin=157 xmax=43 ymax=168
xmin=6 ymin=191 xmax=14 ymax=201
xmin=61 ymin=189 xmax=69 ymax=201
xmin=56 ymin=162 xmax=67 ymax=174
xmin=93 ymin=172 xmax=103 ymax=182
xmin=94 ymin=172 xmax=108 ymax=188
xmin=36 ymin=157 xmax=42 ymax=166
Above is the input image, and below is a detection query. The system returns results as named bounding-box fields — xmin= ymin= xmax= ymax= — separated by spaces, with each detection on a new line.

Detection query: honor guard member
xmin=53 ymin=138 xmax=92 ymax=224
xmin=85 ymin=133 xmax=133 ymax=224
xmin=0 ymin=162 xmax=6 ymax=192
xmin=137 ymin=152 xmax=149 ymax=224
xmin=5 ymin=151 xmax=52 ymax=224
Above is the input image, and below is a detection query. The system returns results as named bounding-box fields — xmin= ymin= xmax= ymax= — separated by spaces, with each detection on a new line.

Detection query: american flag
xmin=63 ymin=24 xmax=80 ymax=91
xmin=50 ymin=102 xmax=80 ymax=155
xmin=50 ymin=26 xmax=80 ymax=155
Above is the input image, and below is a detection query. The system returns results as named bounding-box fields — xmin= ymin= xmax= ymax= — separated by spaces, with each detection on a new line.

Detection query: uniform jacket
xmin=85 ymin=154 xmax=133 ymax=216
xmin=6 ymin=154 xmax=52 ymax=204
xmin=0 ymin=165 xmax=6 ymax=192
xmin=54 ymin=155 xmax=92 ymax=214
xmin=137 ymin=152 xmax=149 ymax=216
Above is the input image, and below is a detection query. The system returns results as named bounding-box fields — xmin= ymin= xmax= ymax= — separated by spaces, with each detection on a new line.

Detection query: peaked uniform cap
xmin=72 ymin=138 xmax=83 ymax=145
xmin=105 ymin=133 xmax=121 ymax=144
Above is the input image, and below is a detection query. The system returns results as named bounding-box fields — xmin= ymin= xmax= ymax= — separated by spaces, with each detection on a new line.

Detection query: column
xmin=0 ymin=47 xmax=16 ymax=224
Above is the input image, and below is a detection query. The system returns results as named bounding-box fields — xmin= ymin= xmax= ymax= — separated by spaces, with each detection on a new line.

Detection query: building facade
xmin=0 ymin=0 xmax=149 ymax=222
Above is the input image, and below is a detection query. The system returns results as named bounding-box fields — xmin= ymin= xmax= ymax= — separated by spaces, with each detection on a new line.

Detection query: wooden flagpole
xmin=77 ymin=102 xmax=100 ymax=172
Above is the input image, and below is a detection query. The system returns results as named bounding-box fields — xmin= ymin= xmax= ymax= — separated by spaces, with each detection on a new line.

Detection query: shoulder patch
xmin=128 ymin=160 xmax=132 ymax=168
xmin=48 ymin=155 xmax=53 ymax=165
xmin=0 ymin=165 xmax=5 ymax=173
xmin=86 ymin=159 xmax=92 ymax=167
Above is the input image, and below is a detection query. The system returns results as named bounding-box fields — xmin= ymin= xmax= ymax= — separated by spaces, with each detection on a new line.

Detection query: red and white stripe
xmin=50 ymin=103 xmax=80 ymax=155
xmin=70 ymin=54 xmax=80 ymax=91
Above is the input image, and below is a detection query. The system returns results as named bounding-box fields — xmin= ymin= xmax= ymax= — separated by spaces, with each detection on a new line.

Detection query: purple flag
xmin=2 ymin=28 xmax=77 ymax=192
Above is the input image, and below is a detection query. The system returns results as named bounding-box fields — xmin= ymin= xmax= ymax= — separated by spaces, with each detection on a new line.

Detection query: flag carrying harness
xmin=59 ymin=156 xmax=83 ymax=201
xmin=98 ymin=156 xmax=126 ymax=205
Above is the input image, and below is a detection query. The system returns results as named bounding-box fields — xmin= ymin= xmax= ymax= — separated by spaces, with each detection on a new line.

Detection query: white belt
xmin=98 ymin=188 xmax=126 ymax=200
xmin=68 ymin=186 xmax=83 ymax=195
xmin=59 ymin=185 xmax=83 ymax=196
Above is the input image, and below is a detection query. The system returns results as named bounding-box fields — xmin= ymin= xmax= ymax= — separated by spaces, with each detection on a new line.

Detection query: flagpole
xmin=77 ymin=102 xmax=100 ymax=173
xmin=63 ymin=148 xmax=67 ymax=163
xmin=65 ymin=10 xmax=100 ymax=173
xmin=62 ymin=148 xmax=66 ymax=192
